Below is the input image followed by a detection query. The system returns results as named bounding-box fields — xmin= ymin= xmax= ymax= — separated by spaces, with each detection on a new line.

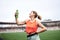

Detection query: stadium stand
xmin=0 ymin=20 xmax=60 ymax=33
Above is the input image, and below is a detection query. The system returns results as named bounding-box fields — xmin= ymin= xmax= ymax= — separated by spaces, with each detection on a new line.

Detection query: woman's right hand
xmin=15 ymin=13 xmax=18 ymax=19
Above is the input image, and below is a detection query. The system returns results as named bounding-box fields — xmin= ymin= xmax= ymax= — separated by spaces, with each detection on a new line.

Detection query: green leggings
xmin=27 ymin=34 xmax=40 ymax=40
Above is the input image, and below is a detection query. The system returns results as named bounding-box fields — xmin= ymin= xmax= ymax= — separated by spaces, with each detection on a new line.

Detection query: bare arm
xmin=15 ymin=13 xmax=26 ymax=25
xmin=15 ymin=18 xmax=26 ymax=25
xmin=37 ymin=20 xmax=47 ymax=33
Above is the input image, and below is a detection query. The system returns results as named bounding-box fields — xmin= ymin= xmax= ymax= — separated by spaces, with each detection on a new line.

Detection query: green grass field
xmin=0 ymin=30 xmax=60 ymax=40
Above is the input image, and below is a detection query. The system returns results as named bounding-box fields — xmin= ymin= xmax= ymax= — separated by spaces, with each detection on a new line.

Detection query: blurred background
xmin=0 ymin=0 xmax=60 ymax=40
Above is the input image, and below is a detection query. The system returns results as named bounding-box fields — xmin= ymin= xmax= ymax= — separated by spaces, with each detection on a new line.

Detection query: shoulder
xmin=36 ymin=18 xmax=41 ymax=22
xmin=35 ymin=18 xmax=41 ymax=24
xmin=25 ymin=18 xmax=30 ymax=22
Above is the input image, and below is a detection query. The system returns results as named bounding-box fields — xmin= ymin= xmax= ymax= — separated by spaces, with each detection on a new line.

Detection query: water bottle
xmin=15 ymin=10 xmax=19 ymax=18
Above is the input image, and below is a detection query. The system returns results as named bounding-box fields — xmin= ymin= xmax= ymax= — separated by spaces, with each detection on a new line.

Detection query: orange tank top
xmin=25 ymin=19 xmax=38 ymax=34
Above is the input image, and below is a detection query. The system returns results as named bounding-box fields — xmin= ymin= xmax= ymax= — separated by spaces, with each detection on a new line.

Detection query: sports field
xmin=0 ymin=30 xmax=60 ymax=40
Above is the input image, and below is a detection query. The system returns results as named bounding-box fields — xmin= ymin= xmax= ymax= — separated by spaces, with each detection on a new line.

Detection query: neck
xmin=30 ymin=17 xmax=35 ymax=21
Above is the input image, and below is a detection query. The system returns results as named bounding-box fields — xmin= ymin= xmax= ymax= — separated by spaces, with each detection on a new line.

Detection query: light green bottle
xmin=15 ymin=10 xmax=19 ymax=18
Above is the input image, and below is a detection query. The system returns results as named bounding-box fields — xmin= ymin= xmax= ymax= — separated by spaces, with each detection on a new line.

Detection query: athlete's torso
xmin=25 ymin=19 xmax=38 ymax=34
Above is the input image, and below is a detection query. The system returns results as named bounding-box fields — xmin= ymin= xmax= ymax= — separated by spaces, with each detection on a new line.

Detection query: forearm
xmin=15 ymin=18 xmax=19 ymax=25
xmin=37 ymin=28 xmax=47 ymax=33
xmin=15 ymin=18 xmax=26 ymax=25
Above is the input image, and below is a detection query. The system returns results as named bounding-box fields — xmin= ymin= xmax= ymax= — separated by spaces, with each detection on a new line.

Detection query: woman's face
xmin=29 ymin=11 xmax=35 ymax=18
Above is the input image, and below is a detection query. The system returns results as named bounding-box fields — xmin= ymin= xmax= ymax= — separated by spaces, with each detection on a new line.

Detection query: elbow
xmin=44 ymin=27 xmax=47 ymax=31
xmin=17 ymin=23 xmax=19 ymax=25
xmin=16 ymin=21 xmax=19 ymax=25
xmin=16 ymin=22 xmax=17 ymax=24
xmin=16 ymin=22 xmax=18 ymax=24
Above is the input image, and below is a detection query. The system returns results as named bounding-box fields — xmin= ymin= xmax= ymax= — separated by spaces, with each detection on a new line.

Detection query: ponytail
xmin=32 ymin=11 xmax=42 ymax=20
xmin=37 ymin=15 xmax=42 ymax=20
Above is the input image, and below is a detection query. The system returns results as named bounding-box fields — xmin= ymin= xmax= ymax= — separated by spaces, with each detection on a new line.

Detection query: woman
xmin=15 ymin=11 xmax=47 ymax=40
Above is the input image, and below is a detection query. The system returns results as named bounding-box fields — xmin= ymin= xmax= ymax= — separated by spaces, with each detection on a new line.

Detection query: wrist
xmin=36 ymin=31 xmax=39 ymax=34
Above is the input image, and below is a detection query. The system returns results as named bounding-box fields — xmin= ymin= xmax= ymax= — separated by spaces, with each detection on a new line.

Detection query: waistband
xmin=27 ymin=32 xmax=38 ymax=37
